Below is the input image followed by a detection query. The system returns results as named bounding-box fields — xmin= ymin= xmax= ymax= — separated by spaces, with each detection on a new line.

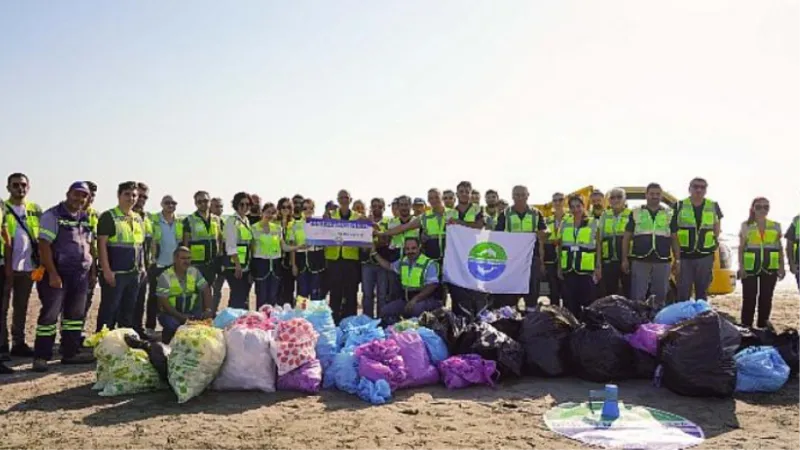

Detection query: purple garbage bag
xmin=394 ymin=331 xmax=440 ymax=389
xmin=355 ymin=339 xmax=408 ymax=390
xmin=277 ymin=359 xmax=323 ymax=394
xmin=438 ymin=354 xmax=497 ymax=389
xmin=625 ymin=323 xmax=670 ymax=356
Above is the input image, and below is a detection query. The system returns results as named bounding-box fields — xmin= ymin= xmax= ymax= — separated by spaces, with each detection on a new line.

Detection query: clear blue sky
xmin=1 ymin=0 xmax=797 ymax=228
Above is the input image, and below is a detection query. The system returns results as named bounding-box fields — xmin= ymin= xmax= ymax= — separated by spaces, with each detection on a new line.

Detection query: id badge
xmin=570 ymin=246 xmax=580 ymax=252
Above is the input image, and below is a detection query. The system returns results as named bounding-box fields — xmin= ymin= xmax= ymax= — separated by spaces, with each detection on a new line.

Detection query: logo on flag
xmin=468 ymin=242 xmax=507 ymax=281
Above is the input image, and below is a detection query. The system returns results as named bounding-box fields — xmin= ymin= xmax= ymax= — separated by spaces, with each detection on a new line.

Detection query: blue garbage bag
xmin=302 ymin=303 xmax=338 ymax=374
xmin=654 ymin=300 xmax=711 ymax=325
xmin=212 ymin=308 xmax=248 ymax=329
xmin=356 ymin=378 xmax=392 ymax=405
xmin=331 ymin=351 xmax=360 ymax=394
xmin=417 ymin=327 xmax=449 ymax=365
xmin=734 ymin=346 xmax=791 ymax=393
xmin=339 ymin=315 xmax=385 ymax=351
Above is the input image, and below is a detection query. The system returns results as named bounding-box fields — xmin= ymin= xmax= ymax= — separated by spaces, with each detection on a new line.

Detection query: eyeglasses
xmin=164 ymin=201 xmax=177 ymax=206
xmin=754 ymin=204 xmax=770 ymax=211
xmin=10 ymin=182 xmax=27 ymax=189
xmin=239 ymin=202 xmax=251 ymax=208
xmin=196 ymin=199 xmax=210 ymax=204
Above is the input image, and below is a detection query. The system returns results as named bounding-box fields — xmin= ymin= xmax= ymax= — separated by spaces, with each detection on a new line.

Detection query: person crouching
xmin=155 ymin=246 xmax=213 ymax=344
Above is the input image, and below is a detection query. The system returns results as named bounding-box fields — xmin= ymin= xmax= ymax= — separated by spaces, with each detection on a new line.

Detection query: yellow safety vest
xmin=400 ymin=254 xmax=436 ymax=290
xmin=4 ymin=200 xmax=42 ymax=243
xmin=324 ymin=209 xmax=361 ymax=261
xmin=630 ymin=207 xmax=673 ymax=261
xmin=389 ymin=216 xmax=420 ymax=259
xmin=560 ymin=216 xmax=598 ymax=274
xmin=675 ymin=198 xmax=719 ymax=255
xmin=223 ymin=215 xmax=253 ymax=270
xmin=252 ymin=222 xmax=283 ymax=259
xmin=599 ymin=208 xmax=631 ymax=262
xmin=743 ymin=220 xmax=782 ymax=275
xmin=503 ymin=207 xmax=541 ymax=233
xmin=106 ymin=207 xmax=146 ymax=273
xmin=157 ymin=267 xmax=199 ymax=313
xmin=790 ymin=215 xmax=799 ymax=266
xmin=185 ymin=212 xmax=221 ymax=264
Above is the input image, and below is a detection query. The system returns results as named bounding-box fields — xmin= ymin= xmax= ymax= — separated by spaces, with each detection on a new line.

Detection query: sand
xmin=1 ymin=283 xmax=798 ymax=450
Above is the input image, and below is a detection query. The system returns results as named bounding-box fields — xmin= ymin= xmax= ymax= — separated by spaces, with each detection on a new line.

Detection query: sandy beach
xmin=1 ymin=283 xmax=798 ymax=450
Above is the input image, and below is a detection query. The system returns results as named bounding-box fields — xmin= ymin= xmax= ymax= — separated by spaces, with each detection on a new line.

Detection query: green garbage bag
xmin=168 ymin=323 xmax=227 ymax=403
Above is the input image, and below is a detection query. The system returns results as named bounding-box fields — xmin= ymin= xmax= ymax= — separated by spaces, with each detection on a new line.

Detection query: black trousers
xmin=741 ymin=273 xmax=778 ymax=328
xmin=545 ymin=264 xmax=562 ymax=307
xmin=562 ymin=272 xmax=595 ymax=320
xmin=0 ymin=271 xmax=34 ymax=350
xmin=602 ymin=261 xmax=630 ymax=298
xmin=134 ymin=266 xmax=166 ymax=331
xmin=328 ymin=259 xmax=360 ymax=324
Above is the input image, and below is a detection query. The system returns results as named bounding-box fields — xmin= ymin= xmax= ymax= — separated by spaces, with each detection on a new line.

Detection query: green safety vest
xmin=4 ymin=200 xmax=42 ymax=243
xmin=503 ymin=207 xmax=540 ymax=233
xmin=286 ymin=217 xmax=306 ymax=246
xmin=400 ymin=254 xmax=437 ymax=290
xmin=223 ymin=215 xmax=253 ymax=270
xmin=150 ymin=213 xmax=184 ymax=243
xmin=630 ymin=207 xmax=673 ymax=261
xmin=420 ymin=208 xmax=457 ymax=255
xmin=324 ymin=209 xmax=361 ymax=261
xmin=157 ymin=267 xmax=199 ymax=313
xmin=389 ymin=216 xmax=420 ymax=259
xmin=559 ymin=215 xmax=598 ymax=274
xmin=599 ymin=208 xmax=631 ymax=262
xmin=456 ymin=204 xmax=481 ymax=223
xmin=87 ymin=207 xmax=99 ymax=234
xmin=675 ymin=198 xmax=719 ymax=255
xmin=185 ymin=212 xmax=221 ymax=264
xmin=743 ymin=220 xmax=782 ymax=275
xmin=791 ymin=215 xmax=799 ymax=266
xmin=543 ymin=214 xmax=569 ymax=264
xmin=252 ymin=221 xmax=283 ymax=259
xmin=106 ymin=207 xmax=146 ymax=273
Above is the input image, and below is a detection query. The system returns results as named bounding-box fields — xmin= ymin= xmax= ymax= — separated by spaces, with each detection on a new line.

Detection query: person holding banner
xmin=447 ymin=181 xmax=487 ymax=317
xmin=557 ymin=195 xmax=601 ymax=320
xmin=324 ymin=190 xmax=363 ymax=323
xmin=223 ymin=192 xmax=254 ymax=309
xmin=371 ymin=236 xmax=442 ymax=325
xmin=251 ymin=202 xmax=304 ymax=308
xmin=291 ymin=198 xmax=326 ymax=300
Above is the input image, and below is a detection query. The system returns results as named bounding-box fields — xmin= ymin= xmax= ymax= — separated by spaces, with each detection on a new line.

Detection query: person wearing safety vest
xmin=598 ymin=188 xmax=632 ymax=298
xmin=670 ymin=177 xmax=723 ymax=301
xmin=412 ymin=197 xmax=427 ymax=218
xmin=82 ymin=181 xmax=100 ymax=327
xmin=483 ymin=189 xmax=501 ymax=231
xmin=360 ymin=197 xmax=391 ymax=318
xmin=383 ymin=196 xmax=420 ymax=300
xmin=738 ymin=197 xmax=786 ymax=328
xmin=290 ymin=198 xmax=326 ymax=300
xmin=590 ymin=189 xmax=606 ymax=220
xmin=95 ymin=181 xmax=146 ymax=332
xmin=324 ymin=189 xmax=363 ymax=323
xmin=278 ymin=195 xmax=306 ymax=305
xmin=138 ymin=195 xmax=181 ymax=337
xmin=447 ymin=181 xmax=487 ymax=317
xmin=542 ymin=192 xmax=568 ymax=307
xmin=785 ymin=214 xmax=799 ymax=290
xmin=32 ymin=182 xmax=96 ymax=372
xmin=156 ymin=246 xmax=213 ymax=344
xmin=621 ymin=183 xmax=680 ymax=310
xmin=1 ymin=172 xmax=42 ymax=360
xmin=223 ymin=192 xmax=255 ymax=309
xmin=131 ymin=182 xmax=153 ymax=337
xmin=494 ymin=185 xmax=549 ymax=309
xmin=181 ymin=190 xmax=222 ymax=307
xmin=209 ymin=197 xmax=227 ymax=310
xmin=372 ymin=236 xmax=443 ymax=325
xmin=250 ymin=202 xmax=303 ymax=308
xmin=442 ymin=190 xmax=456 ymax=209
xmin=556 ymin=195 xmax=600 ymax=320
xmin=470 ymin=189 xmax=482 ymax=209
xmin=0 ymin=203 xmax=9 ymax=374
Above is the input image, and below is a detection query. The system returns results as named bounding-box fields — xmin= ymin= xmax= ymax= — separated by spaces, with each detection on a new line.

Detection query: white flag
xmin=443 ymin=225 xmax=537 ymax=294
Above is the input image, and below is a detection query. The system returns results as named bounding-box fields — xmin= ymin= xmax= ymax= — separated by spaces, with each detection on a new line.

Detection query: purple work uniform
xmin=34 ymin=203 xmax=93 ymax=360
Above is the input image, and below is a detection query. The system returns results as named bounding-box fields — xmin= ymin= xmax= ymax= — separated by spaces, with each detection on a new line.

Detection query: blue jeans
xmin=297 ymin=270 xmax=322 ymax=300
xmin=158 ymin=313 xmax=183 ymax=344
xmin=254 ymin=272 xmax=281 ymax=309
xmin=96 ymin=272 xmax=141 ymax=332
xmin=224 ymin=271 xmax=253 ymax=310
xmin=361 ymin=264 xmax=389 ymax=318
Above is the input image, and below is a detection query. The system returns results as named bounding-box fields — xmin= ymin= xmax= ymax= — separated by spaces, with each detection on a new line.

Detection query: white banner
xmin=443 ymin=225 xmax=536 ymax=294
xmin=303 ymin=218 xmax=374 ymax=247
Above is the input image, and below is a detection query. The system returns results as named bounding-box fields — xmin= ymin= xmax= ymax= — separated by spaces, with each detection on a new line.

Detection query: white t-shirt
xmin=10 ymin=204 xmax=35 ymax=272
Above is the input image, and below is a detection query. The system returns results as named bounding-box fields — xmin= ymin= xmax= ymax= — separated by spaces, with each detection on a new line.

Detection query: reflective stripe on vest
xmin=157 ymin=267 xmax=199 ymax=313
xmin=150 ymin=213 xmax=184 ymax=244
xmin=388 ymin=216 xmax=420 ymax=259
xmin=324 ymin=209 xmax=361 ymax=261
xmin=676 ymin=198 xmax=718 ymax=255
xmin=503 ymin=207 xmax=539 ymax=233
xmin=106 ymin=207 xmax=146 ymax=273
xmin=630 ymin=207 xmax=673 ymax=261
xmin=287 ymin=218 xmax=306 ymax=246
xmin=559 ymin=216 xmax=598 ymax=274
xmin=185 ymin=213 xmax=221 ymax=264
xmin=4 ymin=200 xmax=42 ymax=242
xmin=400 ymin=254 xmax=434 ymax=290
xmin=600 ymin=208 xmax=630 ymax=261
xmin=223 ymin=216 xmax=253 ymax=269
xmin=543 ymin=214 xmax=568 ymax=264
xmin=743 ymin=220 xmax=782 ymax=275
xmin=791 ymin=215 xmax=799 ymax=265
xmin=252 ymin=222 xmax=283 ymax=259
xmin=457 ymin=204 xmax=481 ymax=223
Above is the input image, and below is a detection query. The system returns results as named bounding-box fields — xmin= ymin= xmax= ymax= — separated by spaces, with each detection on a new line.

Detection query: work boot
xmin=11 ymin=343 xmax=34 ymax=358
xmin=0 ymin=345 xmax=10 ymax=362
xmin=32 ymin=358 xmax=49 ymax=372
xmin=61 ymin=352 xmax=96 ymax=365
xmin=0 ymin=362 xmax=13 ymax=374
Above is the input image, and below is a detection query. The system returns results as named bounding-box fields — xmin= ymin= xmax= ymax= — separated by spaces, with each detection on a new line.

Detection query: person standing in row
xmin=280 ymin=194 xmax=305 ymax=305
xmin=542 ymin=192 xmax=567 ymax=307
xmin=412 ymin=198 xmax=426 ymax=218
xmin=247 ymin=194 xmax=262 ymax=226
xmin=442 ymin=190 xmax=456 ymax=209
xmin=672 ymin=177 xmax=722 ymax=301
xmin=557 ymin=195 xmax=600 ymax=319
xmin=598 ymin=188 xmax=631 ymax=298
xmin=132 ymin=182 xmax=152 ymax=336
xmin=590 ymin=189 xmax=605 ymax=219
xmin=156 ymin=247 xmax=213 ymax=344
xmin=494 ymin=185 xmax=549 ymax=309
xmin=470 ymin=189 xmax=481 ymax=208
xmin=182 ymin=191 xmax=222 ymax=310
xmin=83 ymin=181 xmax=99 ymax=322
xmin=324 ymin=189 xmax=362 ymax=323
xmin=483 ymin=189 xmax=500 ymax=231
xmin=291 ymin=198 xmax=325 ymax=300
xmin=787 ymin=213 xmax=799 ymax=290
xmin=739 ymin=197 xmax=785 ymax=328
xmin=144 ymin=195 xmax=181 ymax=336
xmin=251 ymin=202 xmax=303 ymax=308
xmin=32 ymin=182 xmax=96 ymax=371
xmin=96 ymin=181 xmax=146 ymax=331
xmin=209 ymin=197 xmax=226 ymax=310
xmin=621 ymin=183 xmax=679 ymax=310
xmin=361 ymin=198 xmax=390 ymax=318
xmin=386 ymin=196 xmax=419 ymax=299
xmin=1 ymin=173 xmax=41 ymax=360
xmin=353 ymin=199 xmax=366 ymax=216
xmin=448 ymin=181 xmax=485 ymax=317
xmin=223 ymin=192 xmax=254 ymax=309
xmin=0 ymin=199 xmax=8 ymax=373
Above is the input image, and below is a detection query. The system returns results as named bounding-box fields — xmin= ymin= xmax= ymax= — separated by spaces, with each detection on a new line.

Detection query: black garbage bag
xmin=658 ymin=311 xmax=738 ymax=397
xmin=519 ymin=305 xmax=580 ymax=377
xmin=586 ymin=295 xmax=653 ymax=333
xmin=774 ymin=329 xmax=799 ymax=378
xmin=732 ymin=323 xmax=777 ymax=353
xmin=453 ymin=322 xmax=523 ymax=378
xmin=124 ymin=334 xmax=171 ymax=382
xmin=569 ymin=309 xmax=634 ymax=382
xmin=419 ymin=308 xmax=468 ymax=353
xmin=478 ymin=307 xmax=524 ymax=341
xmin=631 ymin=349 xmax=658 ymax=379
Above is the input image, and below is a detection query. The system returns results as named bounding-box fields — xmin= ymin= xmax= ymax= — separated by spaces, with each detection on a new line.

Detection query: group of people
xmin=1 ymin=173 xmax=798 ymax=375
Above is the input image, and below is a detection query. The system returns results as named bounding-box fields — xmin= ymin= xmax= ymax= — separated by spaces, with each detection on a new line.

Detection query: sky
xmin=1 ymin=0 xmax=798 ymax=230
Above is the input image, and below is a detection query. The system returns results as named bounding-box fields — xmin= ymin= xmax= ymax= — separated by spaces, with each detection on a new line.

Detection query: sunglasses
xmin=10 ymin=182 xmax=27 ymax=189
xmin=754 ymin=204 xmax=770 ymax=211
xmin=164 ymin=201 xmax=177 ymax=206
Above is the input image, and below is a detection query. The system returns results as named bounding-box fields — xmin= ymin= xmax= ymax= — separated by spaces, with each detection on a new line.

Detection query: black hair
xmin=457 ymin=181 xmax=472 ymax=191
xmin=486 ymin=189 xmax=498 ymax=197
xmin=370 ymin=197 xmax=385 ymax=207
xmin=262 ymin=202 xmax=276 ymax=213
xmin=86 ymin=181 xmax=98 ymax=193
xmin=7 ymin=173 xmax=28 ymax=186
xmin=117 ymin=181 xmax=138 ymax=196
xmin=292 ymin=194 xmax=305 ymax=202
xmin=136 ymin=181 xmax=149 ymax=193
xmin=194 ymin=190 xmax=210 ymax=200
xmin=396 ymin=195 xmax=411 ymax=204
xmin=404 ymin=236 xmax=421 ymax=246
xmin=442 ymin=189 xmax=455 ymax=196
xmin=231 ymin=192 xmax=251 ymax=210
xmin=646 ymin=183 xmax=662 ymax=193
xmin=277 ymin=197 xmax=292 ymax=210
xmin=568 ymin=194 xmax=584 ymax=207
xmin=689 ymin=177 xmax=708 ymax=187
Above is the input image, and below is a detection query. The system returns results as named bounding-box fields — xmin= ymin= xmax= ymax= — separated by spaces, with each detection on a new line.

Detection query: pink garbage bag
xmin=276 ymin=359 xmax=323 ymax=394
xmin=271 ymin=318 xmax=319 ymax=376
xmin=625 ymin=323 xmax=669 ymax=356
xmin=231 ymin=311 xmax=277 ymax=331
xmin=393 ymin=331 xmax=439 ymax=389
xmin=355 ymin=339 xmax=408 ymax=390
xmin=438 ymin=354 xmax=497 ymax=389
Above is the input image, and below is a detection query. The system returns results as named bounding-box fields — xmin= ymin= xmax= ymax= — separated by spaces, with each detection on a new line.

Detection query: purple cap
xmin=325 ymin=200 xmax=336 ymax=209
xmin=69 ymin=181 xmax=91 ymax=194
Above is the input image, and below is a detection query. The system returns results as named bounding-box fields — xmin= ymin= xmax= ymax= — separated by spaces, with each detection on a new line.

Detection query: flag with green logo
xmin=443 ymin=225 xmax=537 ymax=294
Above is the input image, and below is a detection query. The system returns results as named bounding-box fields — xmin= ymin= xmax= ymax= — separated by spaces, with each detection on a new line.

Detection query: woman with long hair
xmin=291 ymin=198 xmax=326 ymax=300
xmin=738 ymin=197 xmax=785 ymax=328
xmin=251 ymin=202 xmax=302 ymax=308
xmin=276 ymin=197 xmax=296 ymax=305
xmin=223 ymin=192 xmax=254 ymax=309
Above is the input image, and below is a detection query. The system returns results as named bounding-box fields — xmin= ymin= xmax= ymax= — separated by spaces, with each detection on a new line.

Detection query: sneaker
xmin=0 ymin=362 xmax=13 ymax=374
xmin=61 ymin=353 xmax=96 ymax=365
xmin=32 ymin=358 xmax=49 ymax=373
xmin=10 ymin=343 xmax=34 ymax=358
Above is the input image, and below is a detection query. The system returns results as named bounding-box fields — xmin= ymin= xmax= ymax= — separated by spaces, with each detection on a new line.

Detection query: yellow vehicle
xmin=534 ymin=185 xmax=736 ymax=299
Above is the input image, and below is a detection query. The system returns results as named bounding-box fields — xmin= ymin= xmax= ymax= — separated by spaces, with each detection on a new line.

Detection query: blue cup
xmin=589 ymin=384 xmax=620 ymax=420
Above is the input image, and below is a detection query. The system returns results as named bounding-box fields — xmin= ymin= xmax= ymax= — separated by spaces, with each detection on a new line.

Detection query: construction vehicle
xmin=534 ymin=185 xmax=736 ymax=299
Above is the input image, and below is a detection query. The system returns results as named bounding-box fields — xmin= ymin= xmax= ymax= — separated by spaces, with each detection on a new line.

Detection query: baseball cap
xmin=325 ymin=200 xmax=336 ymax=209
xmin=69 ymin=181 xmax=91 ymax=195
xmin=413 ymin=197 xmax=426 ymax=205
